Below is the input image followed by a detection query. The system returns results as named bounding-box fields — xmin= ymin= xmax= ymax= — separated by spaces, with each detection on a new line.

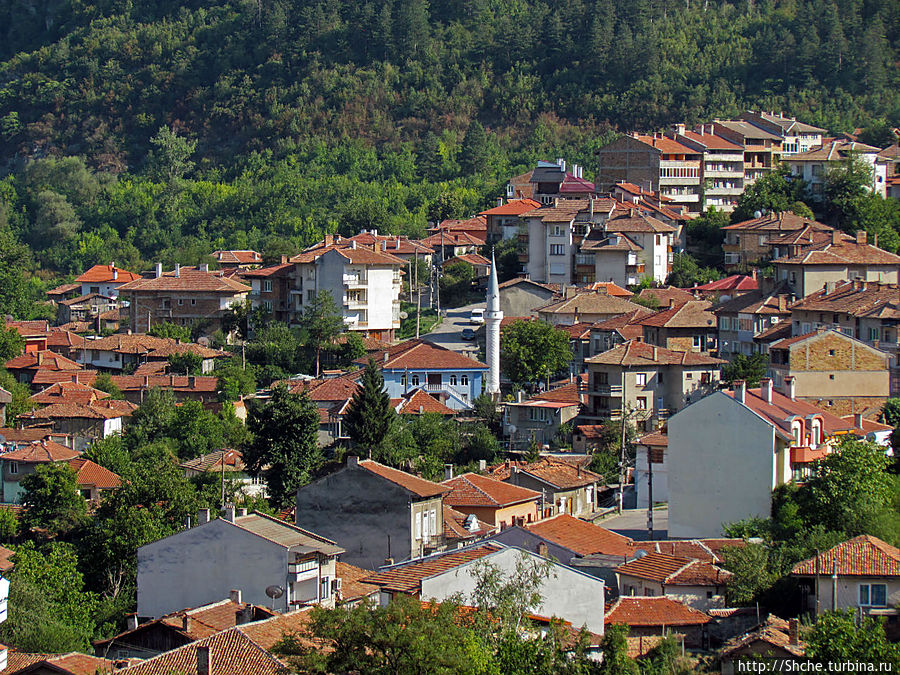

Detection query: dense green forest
xmin=0 ymin=0 xmax=899 ymax=317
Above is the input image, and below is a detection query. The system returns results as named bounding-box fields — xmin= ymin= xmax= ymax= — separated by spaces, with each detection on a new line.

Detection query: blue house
xmin=362 ymin=339 xmax=487 ymax=410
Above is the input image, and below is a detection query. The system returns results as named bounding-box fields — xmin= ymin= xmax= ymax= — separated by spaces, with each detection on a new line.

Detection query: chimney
xmin=734 ymin=380 xmax=746 ymax=404
xmin=126 ymin=614 xmax=138 ymax=631
xmin=281 ymin=255 xmax=289 ymax=264
xmin=347 ymin=455 xmax=359 ymax=467
xmin=174 ymin=263 xmax=180 ymax=278
xmin=196 ymin=645 xmax=210 ymax=675
xmin=155 ymin=262 xmax=163 ymax=278
xmin=675 ymin=123 xmax=686 ymax=135
xmin=856 ymin=230 xmax=867 ymax=245
xmin=537 ymin=542 xmax=549 ymax=557
xmin=395 ymin=237 xmax=401 ymax=250
xmin=197 ymin=508 xmax=210 ymax=525
xmin=652 ymin=345 xmax=658 ymax=361
xmin=182 ymin=615 xmax=191 ymax=632
xmin=784 ymin=376 xmax=796 ymax=400
xmin=854 ymin=412 xmax=863 ymax=430
xmin=229 ymin=589 xmax=242 ymax=604
xmin=478 ymin=459 xmax=487 ymax=472
xmin=788 ymin=618 xmax=800 ymax=646
xmin=223 ymin=504 xmax=236 ymax=522
xmin=189 ymin=375 xmax=196 ymax=388
xmin=444 ymin=464 xmax=454 ymax=481
xmin=760 ymin=377 xmax=773 ymax=403
xmin=497 ymin=197 xmax=503 ymax=208
xmin=200 ymin=263 xmax=209 ymax=273
xmin=236 ymin=507 xmax=247 ymax=517
xmin=143 ymin=375 xmax=150 ymax=387
xmin=170 ymin=374 xmax=176 ymax=386
xmin=517 ymin=390 xmax=525 ymax=403
xmin=351 ymin=240 xmax=357 ymax=249
xmin=112 ymin=267 xmax=118 ymax=281
xmin=831 ymin=230 xmax=840 ymax=245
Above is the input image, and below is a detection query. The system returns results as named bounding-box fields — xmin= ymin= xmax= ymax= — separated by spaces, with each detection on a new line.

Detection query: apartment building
xmin=640 ymin=300 xmax=720 ymax=355
xmin=241 ymin=262 xmax=294 ymax=324
xmin=674 ymin=126 xmax=745 ymax=213
xmin=715 ymin=288 xmax=793 ymax=357
xmin=786 ymin=140 xmax=887 ymax=200
xmin=712 ymin=121 xmax=782 ymax=185
xmin=581 ymin=340 xmax=723 ymax=427
xmin=289 ymin=238 xmax=404 ymax=341
xmin=740 ymin=111 xmax=825 ymax=156
xmin=721 ymin=212 xmax=833 ymax=269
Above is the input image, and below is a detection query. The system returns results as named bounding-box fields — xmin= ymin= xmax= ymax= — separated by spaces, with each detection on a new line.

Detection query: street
xmin=422 ymin=301 xmax=486 ymax=355
xmin=594 ymin=506 xmax=669 ymax=541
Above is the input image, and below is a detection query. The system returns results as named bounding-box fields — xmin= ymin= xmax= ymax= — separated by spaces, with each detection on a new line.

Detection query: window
xmin=828 ymin=349 xmax=835 ymax=357
xmin=401 ymin=374 xmax=407 ymax=386
xmin=178 ymin=298 xmax=184 ymax=305
xmin=461 ymin=375 xmax=468 ymax=386
xmin=869 ymin=327 xmax=879 ymax=341
xmin=859 ymin=584 xmax=887 ymax=607
xmin=635 ymin=373 xmax=647 ymax=386
xmin=720 ymin=317 xmax=730 ymax=331
xmin=307 ymin=289 xmax=316 ymax=302
xmin=552 ymin=225 xmax=564 ymax=237
xmin=706 ymin=591 xmax=713 ymax=599
xmin=596 ymin=371 xmax=608 ymax=385
xmin=8 ymin=462 xmax=17 ymax=474
xmin=263 ymin=280 xmax=272 ymax=293
xmin=636 ymin=396 xmax=647 ymax=410
xmin=320 ymin=576 xmax=331 ymax=600
xmin=411 ymin=374 xmax=420 ymax=386
xmin=414 ymin=511 xmax=422 ymax=540
xmin=829 ymin=374 xmax=835 ymax=380
xmin=450 ymin=375 xmax=457 ymax=385
xmin=693 ymin=335 xmax=703 ymax=349
xmin=549 ymin=244 xmax=565 ymax=256
xmin=190 ymin=298 xmax=197 ymax=306
xmin=263 ymin=300 xmax=273 ymax=312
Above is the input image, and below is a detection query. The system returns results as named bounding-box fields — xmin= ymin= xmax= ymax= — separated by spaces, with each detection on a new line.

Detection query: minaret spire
xmin=485 ymin=250 xmax=503 ymax=397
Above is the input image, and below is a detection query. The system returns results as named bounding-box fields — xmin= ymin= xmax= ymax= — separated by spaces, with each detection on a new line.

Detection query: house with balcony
xmin=361 ymin=339 xmax=487 ymax=410
xmin=117 ymin=264 xmax=250 ymax=334
xmin=582 ymin=340 xmax=723 ymax=427
xmin=740 ymin=111 xmax=825 ymax=156
xmin=668 ymin=379 xmax=856 ymax=538
xmin=502 ymin=377 xmax=585 ymax=451
xmin=772 ymin=230 xmax=900 ymax=298
xmin=601 ymin=211 xmax=676 ymax=284
xmin=786 ymin=140 xmax=886 ymax=200
xmin=137 ymin=508 xmax=344 ymax=618
xmin=673 ymin=126 xmax=745 ymax=212
xmin=536 ymin=291 xmax=646 ymax=327
xmin=74 ymin=263 xmax=141 ymax=298
xmin=712 ymin=120 xmax=782 ymax=185
xmin=714 ymin=287 xmax=793 ymax=357
xmin=767 ymin=328 xmax=890 ymax=417
xmin=640 ymin=300 xmax=719 ymax=355
xmin=488 ymin=458 xmax=602 ymax=518
xmin=721 ymin=212 xmax=833 ymax=269
xmin=480 ymin=198 xmax=542 ymax=244
xmin=290 ymin=238 xmax=404 ymax=341
xmin=241 ymin=262 xmax=294 ymax=324
xmin=295 ymin=457 xmax=449 ymax=569
xmin=791 ymin=535 xmax=900 ymax=622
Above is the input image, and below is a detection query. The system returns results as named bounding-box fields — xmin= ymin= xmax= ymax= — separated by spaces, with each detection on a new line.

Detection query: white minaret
xmin=485 ymin=251 xmax=503 ymax=397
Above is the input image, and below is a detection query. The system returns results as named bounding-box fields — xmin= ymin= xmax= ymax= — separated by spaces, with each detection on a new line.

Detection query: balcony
xmin=343 ymin=274 xmax=367 ymax=288
xmin=627 ymin=264 xmax=646 ymax=274
xmin=626 ymin=252 xmax=638 ymax=266
xmin=288 ymin=558 xmax=319 ymax=582
xmin=424 ymin=382 xmax=470 ymax=404
xmin=791 ymin=446 xmax=829 ymax=464
xmin=343 ymin=295 xmax=367 ymax=309
xmin=589 ymin=384 xmax=623 ymax=396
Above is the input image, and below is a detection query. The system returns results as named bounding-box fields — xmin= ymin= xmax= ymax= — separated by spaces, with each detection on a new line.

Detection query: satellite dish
xmin=753 ymin=210 xmax=762 ymax=219
xmin=508 ymin=425 xmax=517 ymax=435
xmin=265 ymin=585 xmax=285 ymax=599
xmin=633 ymin=549 xmax=648 ymax=560
xmin=399 ymin=311 xmax=408 ymax=319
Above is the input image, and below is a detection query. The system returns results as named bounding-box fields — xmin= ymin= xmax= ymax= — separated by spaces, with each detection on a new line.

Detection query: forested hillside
xmin=0 ymin=0 xmax=899 ymax=316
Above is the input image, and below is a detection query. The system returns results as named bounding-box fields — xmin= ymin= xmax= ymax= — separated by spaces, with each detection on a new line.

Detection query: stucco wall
xmin=668 ymin=392 xmax=776 ymax=538
xmin=805 ymin=575 xmax=900 ymax=615
xmin=499 ymin=285 xmax=556 ymax=318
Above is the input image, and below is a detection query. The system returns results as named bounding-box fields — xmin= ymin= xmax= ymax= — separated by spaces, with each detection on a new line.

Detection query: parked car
xmin=470 ymin=308 xmax=485 ymax=324
xmin=461 ymin=327 xmax=476 ymax=341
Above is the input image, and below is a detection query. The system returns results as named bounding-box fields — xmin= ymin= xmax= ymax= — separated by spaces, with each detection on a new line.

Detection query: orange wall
xmin=451 ymin=501 xmax=539 ymax=528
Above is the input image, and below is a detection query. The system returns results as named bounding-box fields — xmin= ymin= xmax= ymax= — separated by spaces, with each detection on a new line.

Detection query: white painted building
xmin=137 ymin=509 xmax=344 ymax=618
xmin=74 ymin=264 xmax=142 ymax=298
xmin=289 ymin=238 xmax=404 ymax=341
xmin=634 ymin=431 xmax=668 ymax=509
xmin=787 ymin=140 xmax=887 ymax=200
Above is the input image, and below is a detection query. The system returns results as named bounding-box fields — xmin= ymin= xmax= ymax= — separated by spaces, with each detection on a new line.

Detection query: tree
xmin=148 ymin=126 xmax=197 ymax=183
xmin=472 ymin=393 xmax=502 ymax=435
xmin=0 ymin=368 xmax=34 ymax=420
xmin=0 ymin=325 xmax=24 ymax=361
xmin=124 ymin=387 xmax=178 ymax=447
xmin=720 ymin=353 xmax=769 ymax=387
xmin=501 ymin=320 xmax=572 ymax=388
xmin=459 ymin=120 xmax=490 ymax=176
xmin=469 ymin=552 xmax=553 ymax=637
xmin=244 ymin=384 xmax=322 ymax=507
xmin=148 ymin=321 xmax=192 ymax=342
xmin=732 ymin=166 xmax=808 ymax=223
xmin=168 ymin=351 xmax=203 ymax=374
xmin=665 ymin=252 xmax=721 ymax=288
xmin=824 ymin=153 xmax=873 ymax=228
xmin=439 ymin=260 xmax=476 ymax=307
xmin=20 ymin=462 xmax=87 ymax=537
xmin=215 ymin=357 xmax=256 ymax=402
xmin=92 ymin=372 xmax=124 ymax=399
xmin=597 ymin=624 xmax=639 ymax=675
xmin=806 ymin=611 xmax=900 ymax=665
xmin=684 ymin=208 xmax=727 ymax=268
xmin=298 ymin=290 xmax=344 ymax=377
xmin=344 ymin=359 xmax=395 ymax=454
xmin=857 ymin=121 xmax=897 ymax=149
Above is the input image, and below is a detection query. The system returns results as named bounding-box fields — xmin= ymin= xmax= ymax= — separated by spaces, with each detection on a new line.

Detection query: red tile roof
xmin=637 ymin=431 xmax=668 ymax=447
xmin=23 ymin=399 xmax=136 ymax=421
xmin=431 ymin=216 xmax=488 ymax=233
xmin=5 ymin=651 xmax=119 ymax=674
xmin=279 ymin=374 xmax=360 ymax=402
xmin=419 ymin=231 xmax=486 ymax=248
xmin=639 ymin=300 xmax=716 ymax=329
xmin=443 ymin=506 xmax=495 ymax=541
xmin=30 ymin=380 xmax=110 ymax=405
xmin=634 ymin=539 xmax=745 ymax=564
xmin=363 ymin=544 xmax=503 ymax=594
xmin=575 ymin=424 xmax=606 ymax=439
xmin=444 ymin=253 xmax=491 ymax=268
xmin=239 ymin=263 xmax=293 ymax=279
xmin=335 ymin=562 xmax=380 ymax=603
xmin=346 ymin=233 xmax=434 ymax=256
xmin=0 ymin=544 xmax=14 ymax=573
xmin=395 ymin=389 xmax=457 ymax=416
xmin=3 ymin=320 xmax=49 ymax=337
xmin=236 ymin=609 xmax=317 ymax=652
xmin=633 ymin=134 xmax=701 ymax=156
xmin=774 ymin=234 xmax=900 ymax=266
xmin=179 ymin=449 xmax=246 ymax=474
xmin=536 ymin=292 xmax=646 ymax=317
xmin=442 ymin=473 xmax=540 ymax=508
xmin=605 ymin=211 xmax=676 ymax=234
xmin=488 ymin=457 xmax=600 ymax=489
xmin=724 ymin=385 xmax=854 ymax=439
xmin=586 ymin=282 xmax=633 ymax=297
xmin=212 ymin=250 xmax=262 ymax=265
xmin=358 ymin=459 xmax=450 ymax=498
xmin=526 ymin=514 xmax=633 ymax=557
xmin=479 ymin=198 xmax=542 ymax=217
xmin=679 ymin=130 xmax=743 ymax=150
xmin=792 ymin=535 xmax=900 ymax=577
xmin=605 ymin=596 xmax=712 ymax=627
xmin=5 ymin=351 xmax=81 ymax=372
xmin=694 ymin=275 xmax=758 ymax=292
xmin=117 ymin=268 xmax=250 ymax=294
xmin=68 ymin=458 xmax=120 ymax=489
xmin=110 ymin=375 xmax=218 ymax=393
xmin=1 ymin=441 xmax=81 ymax=462
xmin=362 ymin=338 xmax=487 ymax=370
xmin=74 ymin=264 xmax=141 ymax=284
xmin=585 ymin=339 xmax=724 ymax=367
xmin=723 ymin=211 xmax=832 ymax=234
xmin=616 ymin=552 xmax=731 ymax=586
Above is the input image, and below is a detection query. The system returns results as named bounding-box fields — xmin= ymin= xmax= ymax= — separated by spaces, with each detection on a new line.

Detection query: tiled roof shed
xmin=604 ymin=596 xmax=712 ymax=627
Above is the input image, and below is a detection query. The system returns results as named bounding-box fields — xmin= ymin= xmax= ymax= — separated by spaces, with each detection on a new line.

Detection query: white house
xmin=290 ymin=237 xmax=404 ymax=341
xmin=74 ymin=264 xmax=142 ymax=298
xmin=137 ymin=508 xmax=344 ymax=618
xmin=634 ymin=431 xmax=668 ymax=509
xmin=787 ymin=140 xmax=887 ymax=200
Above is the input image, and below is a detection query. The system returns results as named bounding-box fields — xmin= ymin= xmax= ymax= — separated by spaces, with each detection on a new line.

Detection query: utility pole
xmin=436 ymin=229 xmax=443 ymax=315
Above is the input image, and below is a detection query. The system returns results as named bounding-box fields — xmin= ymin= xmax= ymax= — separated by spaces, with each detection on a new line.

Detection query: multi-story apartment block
xmin=117 ymin=265 xmax=250 ymax=333
xmin=712 ymin=121 xmax=782 ymax=185
xmin=674 ymin=126 xmax=745 ymax=213
xmin=595 ymin=135 xmax=703 ymax=212
xmin=786 ymin=140 xmax=887 ymax=200
xmin=581 ymin=340 xmax=723 ymax=427
xmin=604 ymin=211 xmax=676 ymax=284
xmin=739 ymin=111 xmax=825 ymax=156
xmin=241 ymin=262 xmax=293 ymax=324
xmin=715 ymin=288 xmax=793 ymax=357
xmin=721 ymin=211 xmax=833 ymax=269
xmin=479 ymin=198 xmax=542 ymax=244
xmin=640 ymin=300 xmax=720 ymax=355
xmin=289 ymin=238 xmax=404 ymax=341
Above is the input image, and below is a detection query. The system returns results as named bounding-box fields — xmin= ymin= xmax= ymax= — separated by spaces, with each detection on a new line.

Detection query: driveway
xmin=423 ymin=301 xmax=486 ymax=355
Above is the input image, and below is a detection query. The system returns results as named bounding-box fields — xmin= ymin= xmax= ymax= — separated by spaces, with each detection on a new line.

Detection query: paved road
xmin=594 ymin=507 xmax=668 ymax=541
xmin=422 ymin=301 xmax=486 ymax=355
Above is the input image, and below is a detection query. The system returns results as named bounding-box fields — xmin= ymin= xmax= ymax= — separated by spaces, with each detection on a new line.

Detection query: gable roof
xmin=5 ymin=351 xmax=81 ymax=372
xmin=179 ymin=449 xmax=246 ymax=474
xmin=444 ymin=253 xmax=491 ymax=268
xmin=346 ymin=233 xmax=434 ymax=256
xmin=723 ymin=212 xmax=832 ymax=234
xmin=789 ymin=139 xmax=881 ymax=161
xmin=23 ymin=399 xmax=137 ymax=421
xmin=335 ymin=562 xmax=380 ymax=603
xmin=585 ymin=340 xmax=724 ymax=367
xmin=616 ymin=552 xmax=731 ymax=586
xmin=441 ymin=473 xmax=540 ymax=508
xmin=526 ymin=514 xmax=633 ymax=557
xmin=1 ymin=441 xmax=81 ymax=463
xmin=791 ymin=535 xmax=900 ymax=577
xmin=694 ymin=275 xmax=759 ymax=293
xmin=605 ymin=211 xmax=677 ymax=234
xmin=536 ymin=292 xmax=646 ymax=317
xmin=633 ymin=134 xmax=700 ymax=156
xmin=640 ymin=300 xmax=716 ymax=329
xmin=68 ymin=458 xmax=120 ymax=489
xmin=488 ymin=457 xmax=601 ymax=490
xmin=363 ymin=543 xmax=504 ymax=594
xmin=604 ymin=596 xmax=712 ymax=627
xmin=361 ymin=338 xmax=487 ymax=370
xmin=357 ymin=459 xmax=450 ymax=498
xmin=479 ymin=198 xmax=542 ymax=217
xmin=75 ymin=264 xmax=141 ymax=284
xmin=211 ymin=250 xmax=262 ymax=265
xmin=773 ymin=234 xmax=900 ymax=267
xmin=443 ymin=506 xmax=495 ymax=541
xmin=720 ymin=614 xmax=806 ymax=659
xmin=788 ymin=280 xmax=900 ymax=316
xmin=117 ymin=268 xmax=250 ymax=294
xmin=633 ymin=538 xmax=745 ymax=564
xmin=634 ymin=286 xmax=695 ymax=306
xmin=723 ymin=384 xmax=854 ymax=439
xmin=393 ymin=389 xmax=457 ymax=416
xmin=713 ymin=288 xmax=793 ymax=317
xmin=585 ymin=282 xmax=632 ymax=297
xmin=30 ymin=380 xmax=110 ymax=405
xmin=5 ymin=651 xmax=119 ymax=674
xmin=231 ymin=512 xmax=344 ymax=554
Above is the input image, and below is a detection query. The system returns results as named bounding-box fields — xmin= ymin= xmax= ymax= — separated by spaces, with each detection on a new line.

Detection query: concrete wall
xmin=419 ymin=547 xmax=606 ymax=633
xmin=594 ymin=250 xmax=628 ymax=288
xmin=804 ymin=575 xmax=900 ymax=616
xmin=137 ymin=519 xmax=289 ymax=618
xmin=295 ymin=464 xmax=418 ymax=569
xmin=668 ymin=392 xmax=777 ymax=539
xmin=616 ymin=574 xmax=726 ymax=611
xmin=450 ymin=501 xmax=538 ymax=528
xmin=526 ymin=218 xmax=547 ymax=283
xmin=635 ymin=444 xmax=668 ymax=508
xmin=499 ymin=285 xmax=556 ymax=318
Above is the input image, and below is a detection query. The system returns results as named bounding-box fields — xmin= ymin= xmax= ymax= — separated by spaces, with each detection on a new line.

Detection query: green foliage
xmin=244 ymin=322 xmax=306 ymax=384
xmin=472 ymin=393 xmax=502 ymax=435
xmin=244 ymin=384 xmax=322 ymax=507
xmin=344 ymin=360 xmax=396 ymax=454
xmin=168 ymin=351 xmax=203 ymax=375
xmin=215 ymin=357 xmax=257 ymax=402
xmin=684 ymin=208 xmax=728 ymax=268
xmin=806 ymin=611 xmax=900 ymax=665
xmin=20 ymin=463 xmax=88 ymax=537
xmin=0 ymin=325 xmax=24 ymax=361
xmin=0 ymin=369 xmax=32 ymax=420
xmin=823 ymin=152 xmax=875 ymax=228
xmin=732 ymin=167 xmax=810 ymax=223
xmin=501 ymin=320 xmax=572 ymax=388
xmin=298 ymin=290 xmax=344 ymax=376
xmin=92 ymin=372 xmax=124 ymax=399
xmin=0 ymin=508 xmax=17 ymax=541
xmin=720 ymin=353 xmax=769 ymax=387
xmin=147 ymin=322 xmax=192 ymax=342
xmin=148 ymin=126 xmax=197 ymax=184
xmin=665 ymin=252 xmax=722 ymax=288
xmin=597 ymin=624 xmax=639 ymax=675
xmin=440 ymin=261 xmax=477 ymax=308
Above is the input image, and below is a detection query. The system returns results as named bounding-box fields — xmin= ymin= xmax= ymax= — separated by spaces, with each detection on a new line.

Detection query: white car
xmin=470 ymin=308 xmax=485 ymax=324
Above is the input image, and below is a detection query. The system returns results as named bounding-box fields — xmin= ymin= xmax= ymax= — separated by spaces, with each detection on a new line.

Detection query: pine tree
xmin=459 ymin=120 xmax=490 ymax=176
xmin=344 ymin=359 xmax=395 ymax=455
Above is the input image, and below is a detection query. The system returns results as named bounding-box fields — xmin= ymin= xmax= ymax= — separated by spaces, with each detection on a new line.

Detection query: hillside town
xmin=1 ymin=113 xmax=900 ymax=672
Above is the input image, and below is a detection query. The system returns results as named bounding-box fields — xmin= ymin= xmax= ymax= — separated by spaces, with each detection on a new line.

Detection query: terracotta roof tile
xmin=633 ymin=134 xmax=701 ymax=156
xmin=179 ymin=449 xmax=246 ymax=474
xmin=679 ymin=130 xmax=743 ymax=150
xmin=723 ymin=211 xmax=832 ymax=234
xmin=536 ymin=292 xmax=647 ymax=317
xmin=280 ymin=374 xmax=360 ymax=401
xmin=30 ymin=380 xmax=110 ymax=405
xmin=4 ymin=320 xmax=50 ymax=337
xmin=529 ymin=377 xmax=586 ymax=405
xmin=634 ymin=287 xmax=695 ymax=306
xmin=605 ymin=211 xmax=676 ymax=234
xmin=585 ymin=282 xmax=633 ymax=297
xmin=442 ymin=473 xmax=540 ymax=508
xmin=443 ymin=506 xmax=495 ymax=541
xmin=110 ymin=375 xmax=218 ymax=393
xmin=720 ymin=614 xmax=806 ymax=658
xmin=68 ymin=458 xmax=120 ymax=489
xmin=396 ymin=389 xmax=457 ymax=415
xmin=5 ymin=652 xmax=119 ymax=674
xmin=788 ymin=280 xmax=900 ymax=316
xmin=479 ymin=198 xmax=542 ymax=216
xmin=526 ymin=514 xmax=633 ymax=557
xmin=75 ymin=264 xmax=141 ymax=284
xmin=117 ymin=268 xmax=250 ymax=294
xmin=5 ymin=351 xmax=81 ymax=372
xmin=363 ymin=544 xmax=503 ymax=593
xmin=637 ymin=431 xmax=668 ymax=447
xmin=792 ymin=535 xmax=900 ymax=577
xmin=23 ymin=399 xmax=136 ymax=421
xmin=236 ymin=610 xmax=318 ymax=652
xmin=605 ymin=596 xmax=711 ymax=627
xmin=1 ymin=441 xmax=81 ymax=462
xmin=488 ymin=457 xmax=601 ymax=489
xmin=335 ymin=563 xmax=380 ymax=603
xmin=419 ymin=231 xmax=486 ymax=248
xmin=445 ymin=253 xmax=491 ymax=267
xmin=634 ymin=539 xmax=744 ymax=563
xmin=0 ymin=544 xmax=14 ymax=573
xmin=774 ymin=235 xmax=900 ymax=266
xmin=585 ymin=339 xmax=724 ymax=367
xmin=46 ymin=283 xmax=82 ymax=297
xmin=724 ymin=385 xmax=853 ymax=438
xmin=212 ymin=250 xmax=262 ymax=265
xmin=358 ymin=459 xmax=450 ymax=498
xmin=639 ymin=300 xmax=717 ymax=329
xmin=360 ymin=339 xmax=487 ymax=370
xmin=346 ymin=233 xmax=434 ymax=255
xmin=695 ymin=275 xmax=758 ymax=292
